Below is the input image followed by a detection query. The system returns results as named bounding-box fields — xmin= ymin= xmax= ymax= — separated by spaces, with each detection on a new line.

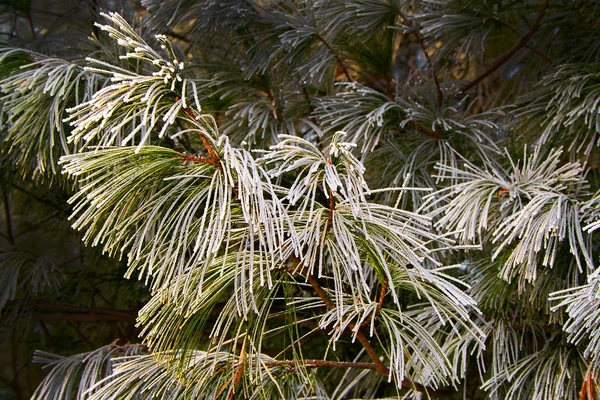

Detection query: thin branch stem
xmin=164 ymin=30 xmax=191 ymax=43
xmin=377 ymin=282 xmax=387 ymax=313
xmin=264 ymin=85 xmax=283 ymax=120
xmin=264 ymin=359 xmax=377 ymax=370
xmin=410 ymin=120 xmax=444 ymax=140
xmin=579 ymin=370 xmax=596 ymax=400
xmin=304 ymin=272 xmax=387 ymax=373
xmin=460 ymin=0 xmax=550 ymax=93
xmin=181 ymin=106 xmax=222 ymax=170
xmin=11 ymin=328 xmax=24 ymax=400
xmin=15 ymin=212 xmax=60 ymax=239
xmin=316 ymin=35 xmax=351 ymax=81
xmin=10 ymin=183 xmax=64 ymax=212
xmin=398 ymin=12 xmax=443 ymax=106
xmin=304 ymin=269 xmax=441 ymax=394
xmin=26 ymin=14 xmax=36 ymax=40
xmin=227 ymin=341 xmax=246 ymax=400
xmin=7 ymin=301 xmax=137 ymax=321
xmin=325 ymin=184 xmax=336 ymax=236
xmin=67 ymin=321 xmax=95 ymax=348
xmin=3 ymin=191 xmax=15 ymax=245
xmin=496 ymin=20 xmax=552 ymax=64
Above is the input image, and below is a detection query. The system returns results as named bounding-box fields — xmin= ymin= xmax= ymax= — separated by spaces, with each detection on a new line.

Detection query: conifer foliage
xmin=1 ymin=0 xmax=600 ymax=398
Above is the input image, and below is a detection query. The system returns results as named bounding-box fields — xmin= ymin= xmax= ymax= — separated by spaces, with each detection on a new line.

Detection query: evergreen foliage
xmin=2 ymin=0 xmax=600 ymax=398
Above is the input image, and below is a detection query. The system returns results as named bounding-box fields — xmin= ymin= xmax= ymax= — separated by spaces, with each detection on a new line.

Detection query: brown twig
xmin=410 ymin=120 xmax=444 ymax=140
xmin=164 ymin=30 xmax=191 ymax=43
xmin=180 ymin=154 xmax=215 ymax=165
xmin=67 ymin=321 xmax=96 ymax=348
xmin=496 ymin=20 xmax=552 ymax=64
xmin=579 ymin=370 xmax=596 ymax=400
xmin=3 ymin=191 xmax=15 ymax=245
xmin=26 ymin=14 xmax=36 ymax=40
xmin=11 ymin=329 xmax=24 ymax=400
xmin=460 ymin=0 xmax=550 ymax=93
xmin=316 ymin=35 xmax=351 ymax=81
xmin=264 ymin=85 xmax=283 ymax=120
xmin=325 ymin=185 xmax=336 ymax=236
xmin=298 ymin=267 xmax=442 ymax=394
xmin=10 ymin=183 xmax=64 ymax=212
xmin=377 ymin=282 xmax=387 ymax=312
xmin=397 ymin=12 xmax=443 ymax=106
xmin=227 ymin=341 xmax=246 ymax=400
xmin=180 ymin=106 xmax=222 ymax=171
xmin=304 ymin=273 xmax=389 ymax=374
xmin=286 ymin=180 xmax=436 ymax=393
xmin=264 ymin=359 xmax=377 ymax=370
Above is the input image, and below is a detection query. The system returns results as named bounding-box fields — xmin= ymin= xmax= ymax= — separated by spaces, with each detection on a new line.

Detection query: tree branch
xmin=377 ymin=282 xmax=387 ymax=313
xmin=579 ymin=370 xmax=596 ymax=400
xmin=264 ymin=359 xmax=377 ymax=370
xmin=227 ymin=341 xmax=246 ymax=400
xmin=295 ymin=267 xmax=444 ymax=395
xmin=26 ymin=14 xmax=36 ymax=40
xmin=496 ymin=20 xmax=553 ymax=64
xmin=10 ymin=183 xmax=64 ymax=212
xmin=460 ymin=0 xmax=550 ymax=93
xmin=316 ymin=34 xmax=351 ymax=81
xmin=3 ymin=191 xmax=15 ymax=245
xmin=410 ymin=120 xmax=444 ymax=140
xmin=7 ymin=301 xmax=137 ymax=321
xmin=180 ymin=105 xmax=222 ymax=171
xmin=397 ymin=12 xmax=443 ymax=106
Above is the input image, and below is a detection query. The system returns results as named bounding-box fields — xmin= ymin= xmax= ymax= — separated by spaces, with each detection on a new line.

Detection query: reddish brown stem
xmin=316 ymin=35 xmax=351 ymax=81
xmin=3 ymin=191 xmax=15 ymax=245
xmin=264 ymin=359 xmax=377 ymax=370
xmin=304 ymin=270 xmax=437 ymax=394
xmin=181 ymin=105 xmax=222 ymax=170
xmin=227 ymin=343 xmax=246 ymax=400
xmin=180 ymin=154 xmax=214 ymax=165
xmin=411 ymin=120 xmax=443 ymax=140
xmin=496 ymin=20 xmax=552 ymax=64
xmin=377 ymin=283 xmax=387 ymax=312
xmin=264 ymin=86 xmax=283 ymax=120
xmin=460 ymin=0 xmax=550 ymax=93
xmin=398 ymin=12 xmax=443 ymax=106
xmin=26 ymin=14 xmax=36 ymax=40
xmin=579 ymin=370 xmax=596 ymax=400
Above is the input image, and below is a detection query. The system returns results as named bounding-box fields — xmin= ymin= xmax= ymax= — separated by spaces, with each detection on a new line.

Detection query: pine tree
xmin=2 ymin=0 xmax=600 ymax=398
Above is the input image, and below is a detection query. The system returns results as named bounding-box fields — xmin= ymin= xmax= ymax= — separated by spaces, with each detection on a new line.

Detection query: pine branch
xmin=316 ymin=34 xmax=351 ymax=81
xmin=263 ymin=359 xmax=377 ymax=370
xmin=376 ymin=282 xmax=386 ymax=313
xmin=397 ymin=11 xmax=443 ymax=106
xmin=294 ymin=266 xmax=449 ymax=396
xmin=497 ymin=20 xmax=553 ymax=64
xmin=304 ymin=270 xmax=391 ymax=377
xmin=578 ymin=371 xmax=596 ymax=400
xmin=180 ymin=106 xmax=223 ymax=170
xmin=2 ymin=192 xmax=15 ymax=245
xmin=460 ymin=0 xmax=550 ymax=93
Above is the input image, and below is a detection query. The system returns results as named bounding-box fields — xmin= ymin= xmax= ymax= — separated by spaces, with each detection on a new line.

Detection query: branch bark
xmin=7 ymin=301 xmax=137 ymax=322
xmin=316 ymin=35 xmax=351 ymax=81
xmin=460 ymin=0 xmax=550 ymax=93
xmin=3 ymin=191 xmax=15 ymax=245
xmin=264 ymin=359 xmax=377 ymax=370
xmin=579 ymin=370 xmax=596 ymax=400
xmin=397 ymin=12 xmax=443 ymax=106
xmin=295 ymin=267 xmax=448 ymax=395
